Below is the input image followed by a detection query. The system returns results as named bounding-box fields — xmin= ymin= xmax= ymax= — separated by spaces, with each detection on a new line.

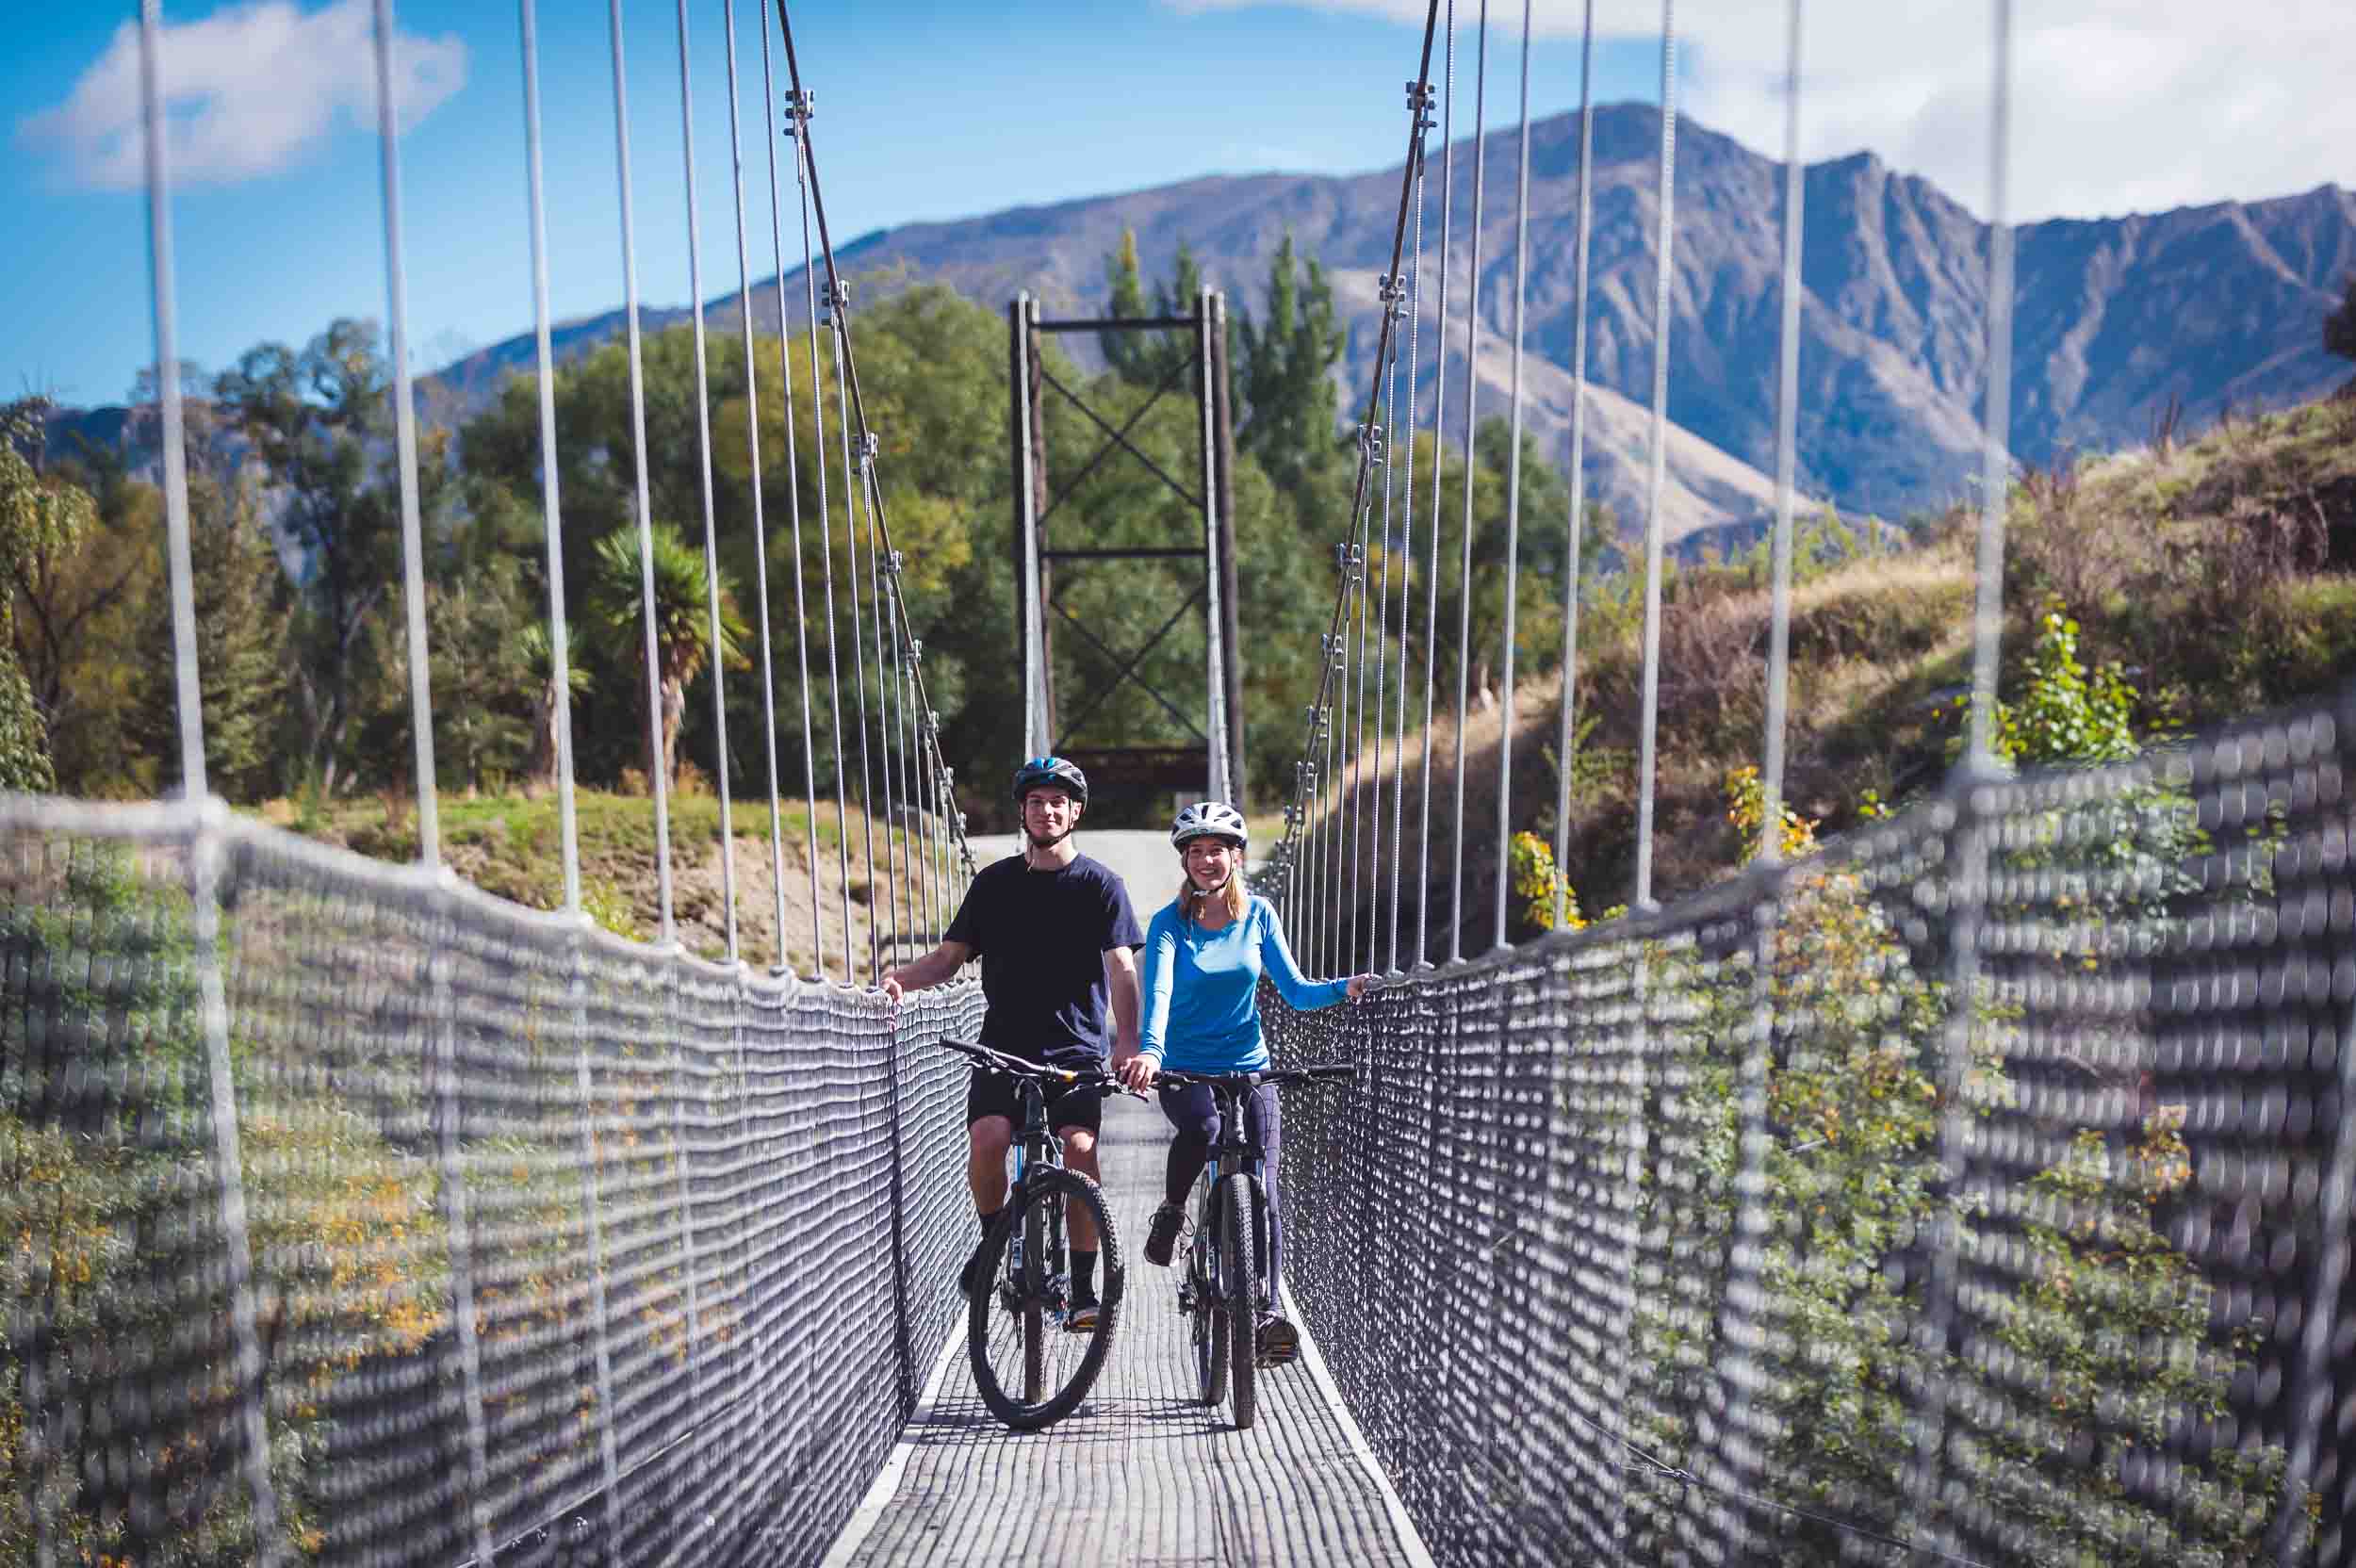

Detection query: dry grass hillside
xmin=1305 ymin=387 xmax=2356 ymax=961
xmin=258 ymin=788 xmax=953 ymax=982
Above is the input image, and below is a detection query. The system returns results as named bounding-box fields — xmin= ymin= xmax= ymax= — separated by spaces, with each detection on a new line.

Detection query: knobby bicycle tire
xmin=1219 ymin=1173 xmax=1261 ymax=1431
xmin=967 ymin=1166 xmax=1121 ymax=1430
xmin=1192 ymin=1185 xmax=1227 ymax=1407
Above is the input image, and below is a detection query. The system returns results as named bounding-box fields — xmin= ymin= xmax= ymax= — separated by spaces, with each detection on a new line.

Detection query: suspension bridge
xmin=4 ymin=0 xmax=2352 ymax=1565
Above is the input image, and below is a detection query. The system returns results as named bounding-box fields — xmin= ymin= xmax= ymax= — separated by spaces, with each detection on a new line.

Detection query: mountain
xmin=748 ymin=103 xmax=2349 ymax=532
xmin=59 ymin=104 xmax=2356 ymax=547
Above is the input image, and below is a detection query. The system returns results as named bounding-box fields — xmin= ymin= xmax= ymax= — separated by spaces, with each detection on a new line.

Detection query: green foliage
xmin=1102 ymin=228 xmax=1205 ymax=388
xmin=214 ymin=320 xmax=450 ymax=796
xmin=584 ymin=521 xmax=746 ymax=788
xmin=1617 ymin=757 xmax=2292 ymax=1563
xmin=581 ymin=874 xmax=643 ymax=941
xmin=1989 ymin=605 xmax=2140 ymax=766
xmin=125 ymin=463 xmax=292 ymax=800
xmin=1505 ymin=829 xmax=1581 ymax=939
xmin=0 ymin=400 xmax=92 ymax=793
xmin=2325 ymin=271 xmax=2356 ymax=365
xmin=1234 ymin=234 xmax=1348 ymax=495
xmin=1724 ymin=761 xmax=1817 ymax=862
xmin=0 ymin=842 xmax=443 ymax=1562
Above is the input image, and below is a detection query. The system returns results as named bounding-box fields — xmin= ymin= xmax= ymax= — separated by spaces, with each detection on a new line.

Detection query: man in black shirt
xmin=881 ymin=755 xmax=1144 ymax=1327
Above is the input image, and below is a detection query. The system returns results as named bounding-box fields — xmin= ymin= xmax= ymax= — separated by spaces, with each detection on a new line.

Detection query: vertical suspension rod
xmin=1447 ymin=0 xmax=1491 ymax=960
xmin=1630 ymin=0 xmax=1679 ymax=913
xmin=1490 ymin=0 xmax=1534 ymax=952
xmin=609 ymin=0 xmax=679 ymax=944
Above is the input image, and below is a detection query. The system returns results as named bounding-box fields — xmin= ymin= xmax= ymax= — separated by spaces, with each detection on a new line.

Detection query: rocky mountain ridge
xmin=56 ymin=104 xmax=2356 ymax=549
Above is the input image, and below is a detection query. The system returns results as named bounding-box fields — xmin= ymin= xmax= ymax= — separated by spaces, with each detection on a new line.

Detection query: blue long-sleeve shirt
xmin=1137 ymin=895 xmax=1349 ymax=1073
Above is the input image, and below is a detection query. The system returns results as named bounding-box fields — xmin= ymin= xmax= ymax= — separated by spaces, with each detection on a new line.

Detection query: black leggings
xmin=1156 ymin=1081 xmax=1284 ymax=1295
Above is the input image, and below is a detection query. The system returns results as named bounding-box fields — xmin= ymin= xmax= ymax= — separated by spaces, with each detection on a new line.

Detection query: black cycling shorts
xmin=965 ymin=1062 xmax=1104 ymax=1135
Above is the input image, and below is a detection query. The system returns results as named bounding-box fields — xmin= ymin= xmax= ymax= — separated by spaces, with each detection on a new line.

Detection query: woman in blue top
xmin=1115 ymin=801 xmax=1373 ymax=1364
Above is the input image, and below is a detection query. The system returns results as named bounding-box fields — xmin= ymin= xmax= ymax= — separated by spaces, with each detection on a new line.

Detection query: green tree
xmin=123 ymin=459 xmax=292 ymax=801
xmin=1235 ymin=234 xmax=1348 ymax=495
xmin=0 ymin=844 xmax=443 ymax=1562
xmin=585 ymin=521 xmax=746 ymax=787
xmin=1101 ymin=229 xmax=1204 ymax=388
xmin=216 ymin=319 xmax=443 ymax=795
xmin=1 ymin=409 xmax=159 ymax=795
xmin=2325 ymin=271 xmax=2356 ymax=365
xmin=0 ymin=400 xmax=94 ymax=792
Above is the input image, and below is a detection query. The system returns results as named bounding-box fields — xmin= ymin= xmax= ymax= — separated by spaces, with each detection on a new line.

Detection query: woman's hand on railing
xmin=1345 ymin=973 xmax=1379 ymax=1002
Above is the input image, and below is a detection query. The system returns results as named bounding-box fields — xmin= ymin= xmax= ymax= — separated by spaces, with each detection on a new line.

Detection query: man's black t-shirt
xmin=945 ymin=851 xmax=1143 ymax=1067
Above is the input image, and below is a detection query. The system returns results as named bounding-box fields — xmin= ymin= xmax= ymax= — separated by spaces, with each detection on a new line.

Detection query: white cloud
xmin=19 ymin=0 xmax=466 ymax=191
xmin=1165 ymin=0 xmax=2356 ymax=220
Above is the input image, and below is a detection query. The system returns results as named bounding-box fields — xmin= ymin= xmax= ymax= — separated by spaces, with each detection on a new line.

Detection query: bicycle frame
xmin=1001 ymin=1075 xmax=1070 ymax=1310
xmin=1195 ymin=1082 xmax=1270 ymax=1311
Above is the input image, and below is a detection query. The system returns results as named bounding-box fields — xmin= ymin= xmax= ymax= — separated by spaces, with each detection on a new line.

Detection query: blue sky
xmin=8 ymin=0 xmax=2352 ymax=408
xmin=4 ymin=0 xmax=1668 ymax=407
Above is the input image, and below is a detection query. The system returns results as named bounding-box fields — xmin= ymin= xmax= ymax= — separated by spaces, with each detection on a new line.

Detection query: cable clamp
xmin=888 ymin=547 xmax=905 ymax=576
xmin=907 ymin=636 xmax=922 ymax=662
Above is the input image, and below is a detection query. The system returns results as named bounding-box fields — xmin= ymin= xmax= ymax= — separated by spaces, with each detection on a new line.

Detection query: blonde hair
xmin=1175 ymin=871 xmax=1248 ymax=925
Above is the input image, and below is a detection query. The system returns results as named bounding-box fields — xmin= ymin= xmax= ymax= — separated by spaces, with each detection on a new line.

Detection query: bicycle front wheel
xmin=968 ymin=1167 xmax=1121 ymax=1430
xmin=1219 ymin=1173 xmax=1262 ymax=1431
xmin=1191 ymin=1188 xmax=1226 ymax=1408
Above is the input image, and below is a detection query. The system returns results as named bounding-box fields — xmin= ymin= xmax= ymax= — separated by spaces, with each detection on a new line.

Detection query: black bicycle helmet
xmin=1010 ymin=755 xmax=1088 ymax=807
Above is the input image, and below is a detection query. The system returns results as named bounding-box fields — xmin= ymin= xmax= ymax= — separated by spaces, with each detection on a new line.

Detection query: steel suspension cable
xmin=1348 ymin=436 xmax=1374 ymax=973
xmin=1631 ymin=0 xmax=1679 ymax=913
xmin=1711 ymin=7 xmax=1805 ymax=1548
xmin=519 ymin=0 xmax=581 ymax=918
xmin=608 ymin=0 xmax=678 ymax=945
xmin=1759 ymin=0 xmax=1806 ymax=868
xmin=1448 ymin=0 xmax=1490 ymax=961
xmin=827 ymin=295 xmax=881 ymax=985
xmin=1375 ymin=265 xmax=1404 ymax=972
xmin=723 ymin=0 xmax=790 ymax=966
xmin=1417 ymin=0 xmax=1457 ymax=969
xmin=1551 ymin=0 xmax=1596 ymax=934
xmin=789 ymin=100 xmax=853 ymax=980
xmin=1912 ymin=6 xmax=2014 ymax=1556
xmin=774 ymin=0 xmax=981 ymax=917
xmin=863 ymin=461 xmax=907 ymax=964
xmin=675 ymin=0 xmax=742 ymax=963
xmin=760 ymin=26 xmax=824 ymax=983
xmin=139 ymin=0 xmax=203 ymax=803
xmin=1389 ymin=86 xmax=1431 ymax=973
xmin=1264 ymin=0 xmax=1440 ymax=972
xmin=373 ymin=0 xmax=438 ymax=871
xmin=139 ymin=10 xmax=285 ymax=1558
xmin=1489 ymin=0 xmax=1534 ymax=952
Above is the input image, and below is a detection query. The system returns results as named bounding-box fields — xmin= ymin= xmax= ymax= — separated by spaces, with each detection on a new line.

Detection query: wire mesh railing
xmin=1272 ymin=681 xmax=2356 ymax=1567
xmin=0 ymin=797 xmax=979 ymax=1568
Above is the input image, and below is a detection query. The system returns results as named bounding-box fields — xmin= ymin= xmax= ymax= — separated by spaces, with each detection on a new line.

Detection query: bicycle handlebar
xmin=938 ymin=1037 xmax=1135 ymax=1096
xmin=1152 ymin=1063 xmax=1356 ymax=1090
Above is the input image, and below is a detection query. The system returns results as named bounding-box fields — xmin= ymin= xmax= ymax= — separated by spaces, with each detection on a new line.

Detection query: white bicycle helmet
xmin=1170 ymin=801 xmax=1249 ymax=851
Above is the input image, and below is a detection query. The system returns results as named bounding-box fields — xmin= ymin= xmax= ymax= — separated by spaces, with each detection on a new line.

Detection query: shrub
xmin=0 ymin=841 xmax=445 ymax=1563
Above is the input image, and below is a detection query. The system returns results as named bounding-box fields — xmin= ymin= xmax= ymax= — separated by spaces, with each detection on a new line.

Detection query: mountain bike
xmin=941 ymin=1037 xmax=1127 ymax=1430
xmin=1154 ymin=1063 xmax=1354 ymax=1431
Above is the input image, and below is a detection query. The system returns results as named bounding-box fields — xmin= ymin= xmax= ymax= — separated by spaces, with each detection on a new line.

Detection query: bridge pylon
xmin=1008 ymin=289 xmax=1245 ymax=808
